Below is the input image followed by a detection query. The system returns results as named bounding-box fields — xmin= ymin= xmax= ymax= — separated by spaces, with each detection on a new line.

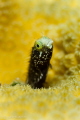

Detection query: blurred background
xmin=0 ymin=0 xmax=80 ymax=85
xmin=0 ymin=0 xmax=80 ymax=119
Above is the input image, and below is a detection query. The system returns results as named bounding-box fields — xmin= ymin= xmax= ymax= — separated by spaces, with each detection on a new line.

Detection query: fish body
xmin=27 ymin=37 xmax=53 ymax=88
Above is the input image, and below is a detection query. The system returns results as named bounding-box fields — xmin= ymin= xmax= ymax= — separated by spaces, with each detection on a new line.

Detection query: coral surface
xmin=0 ymin=0 xmax=80 ymax=120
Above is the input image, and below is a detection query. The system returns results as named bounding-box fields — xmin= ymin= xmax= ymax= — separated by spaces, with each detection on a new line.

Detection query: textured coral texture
xmin=0 ymin=0 xmax=80 ymax=120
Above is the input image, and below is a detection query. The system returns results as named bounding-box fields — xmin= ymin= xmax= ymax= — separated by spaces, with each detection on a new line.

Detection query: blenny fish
xmin=27 ymin=36 xmax=53 ymax=88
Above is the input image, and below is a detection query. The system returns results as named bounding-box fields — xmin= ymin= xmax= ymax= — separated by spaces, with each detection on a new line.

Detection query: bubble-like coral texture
xmin=0 ymin=0 xmax=80 ymax=120
xmin=75 ymin=42 xmax=80 ymax=63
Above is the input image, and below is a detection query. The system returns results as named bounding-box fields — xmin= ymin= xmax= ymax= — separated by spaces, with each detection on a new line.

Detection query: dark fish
xmin=27 ymin=36 xmax=53 ymax=89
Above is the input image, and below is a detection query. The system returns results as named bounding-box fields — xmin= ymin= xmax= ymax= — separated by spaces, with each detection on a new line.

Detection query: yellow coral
xmin=63 ymin=54 xmax=77 ymax=68
xmin=0 ymin=0 xmax=80 ymax=119
xmin=75 ymin=42 xmax=80 ymax=63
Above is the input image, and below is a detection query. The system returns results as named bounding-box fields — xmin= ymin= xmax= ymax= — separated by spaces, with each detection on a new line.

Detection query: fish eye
xmin=37 ymin=44 xmax=39 ymax=48
xmin=35 ymin=41 xmax=43 ymax=50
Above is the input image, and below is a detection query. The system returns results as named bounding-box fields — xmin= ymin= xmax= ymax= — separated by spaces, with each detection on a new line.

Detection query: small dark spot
xmin=37 ymin=44 xmax=39 ymax=47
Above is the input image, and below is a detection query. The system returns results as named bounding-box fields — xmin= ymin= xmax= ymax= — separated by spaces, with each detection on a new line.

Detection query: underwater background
xmin=0 ymin=0 xmax=80 ymax=119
